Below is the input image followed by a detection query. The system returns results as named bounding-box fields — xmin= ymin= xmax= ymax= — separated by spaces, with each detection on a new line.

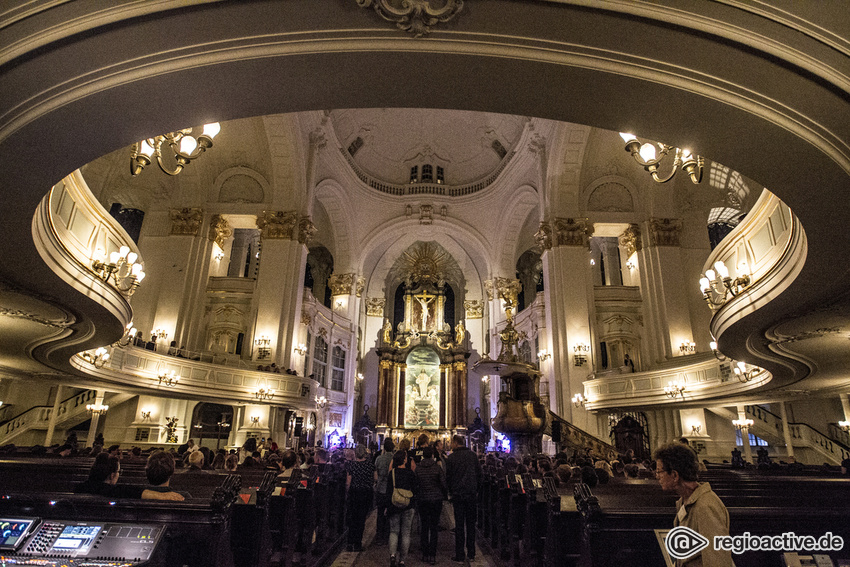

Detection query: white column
xmin=779 ymin=401 xmax=795 ymax=460
xmin=840 ymin=394 xmax=850 ymax=421
xmin=44 ymin=385 xmax=65 ymax=446
xmin=737 ymin=405 xmax=753 ymax=464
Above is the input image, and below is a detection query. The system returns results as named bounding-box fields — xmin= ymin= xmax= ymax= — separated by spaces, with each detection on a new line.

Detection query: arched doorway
xmin=190 ymin=402 xmax=234 ymax=450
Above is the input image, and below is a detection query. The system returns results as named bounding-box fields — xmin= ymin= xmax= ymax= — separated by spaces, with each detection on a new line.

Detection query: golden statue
xmin=383 ymin=319 xmax=392 ymax=344
xmin=455 ymin=320 xmax=465 ymax=344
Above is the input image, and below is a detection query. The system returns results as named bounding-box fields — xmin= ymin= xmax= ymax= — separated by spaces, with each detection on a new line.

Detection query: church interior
xmin=1 ymin=2 xmax=850 ymax=565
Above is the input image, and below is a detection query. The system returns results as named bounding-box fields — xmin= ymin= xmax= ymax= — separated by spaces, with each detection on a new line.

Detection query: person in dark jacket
xmin=445 ymin=434 xmax=482 ymax=562
xmin=74 ymin=453 xmax=184 ymax=500
xmin=387 ymin=450 xmax=417 ymax=567
xmin=415 ymin=446 xmax=447 ymax=565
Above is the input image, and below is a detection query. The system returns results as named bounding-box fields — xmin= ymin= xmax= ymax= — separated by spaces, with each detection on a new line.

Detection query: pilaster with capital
xmin=208 ymin=214 xmax=232 ymax=248
xmin=552 ymin=217 xmax=594 ymax=248
xmin=170 ymin=208 xmax=204 ymax=236
xmin=257 ymin=211 xmax=298 ymax=240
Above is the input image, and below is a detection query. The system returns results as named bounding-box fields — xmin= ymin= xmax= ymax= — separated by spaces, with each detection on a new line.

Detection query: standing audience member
xmin=415 ymin=446 xmax=447 ymax=565
xmin=346 ymin=444 xmax=375 ymax=552
xmin=387 ymin=450 xmax=417 ymax=567
xmin=445 ymin=434 xmax=481 ymax=563
xmin=373 ymin=438 xmax=395 ymax=545
xmin=654 ymin=443 xmax=735 ymax=567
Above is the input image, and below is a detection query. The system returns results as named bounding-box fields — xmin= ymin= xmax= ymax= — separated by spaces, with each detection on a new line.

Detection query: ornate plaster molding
xmin=328 ymin=273 xmax=355 ymax=296
xmin=553 ymin=217 xmax=593 ymax=248
xmin=534 ymin=221 xmax=553 ymax=251
xmin=356 ymin=0 xmax=464 ymax=38
xmin=170 ymin=207 xmax=203 ymax=236
xmin=366 ymin=297 xmax=386 ymax=317
xmin=257 ymin=211 xmax=297 ymax=240
xmin=619 ymin=224 xmax=642 ymax=257
xmin=298 ymin=216 xmax=317 ymax=245
xmin=648 ymin=218 xmax=683 ymax=247
xmin=0 ymin=306 xmax=71 ymax=330
xmin=208 ymin=214 xmax=232 ymax=248
xmin=355 ymin=277 xmax=366 ymax=298
xmin=464 ymin=299 xmax=483 ymax=319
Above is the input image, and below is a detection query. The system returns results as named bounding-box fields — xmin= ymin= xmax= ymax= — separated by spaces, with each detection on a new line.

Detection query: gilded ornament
xmin=170 ymin=207 xmax=203 ymax=236
xmin=484 ymin=280 xmax=495 ymax=301
xmin=355 ymin=277 xmax=366 ymax=298
xmin=297 ymin=217 xmax=317 ymax=244
xmin=618 ymin=224 xmax=642 ymax=257
xmin=419 ymin=204 xmax=433 ymax=225
xmin=257 ymin=211 xmax=297 ymax=240
xmin=464 ymin=300 xmax=483 ymax=319
xmin=208 ymin=214 xmax=232 ymax=248
xmin=367 ymin=297 xmax=386 ymax=317
xmin=328 ymin=273 xmax=355 ymax=296
xmin=553 ymin=217 xmax=593 ymax=247
xmin=534 ymin=221 xmax=552 ymax=250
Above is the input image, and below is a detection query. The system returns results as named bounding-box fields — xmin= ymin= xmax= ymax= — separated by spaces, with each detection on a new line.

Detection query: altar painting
xmin=404 ymin=347 xmax=440 ymax=428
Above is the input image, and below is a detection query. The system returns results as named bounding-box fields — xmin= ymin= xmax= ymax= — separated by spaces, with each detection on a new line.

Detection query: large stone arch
xmin=1 ymin=1 xmax=847 ymax=379
xmin=313 ymin=179 xmax=355 ymax=272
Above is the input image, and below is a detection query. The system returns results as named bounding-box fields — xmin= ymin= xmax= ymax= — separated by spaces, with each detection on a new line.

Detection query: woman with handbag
xmin=387 ymin=450 xmax=418 ymax=567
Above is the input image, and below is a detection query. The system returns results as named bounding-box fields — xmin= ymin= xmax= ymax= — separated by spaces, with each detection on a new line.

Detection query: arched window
xmin=409 ymin=166 xmax=419 ymax=183
xmin=313 ymin=335 xmax=328 ymax=387
xmin=331 ymin=346 xmax=345 ymax=391
xmin=421 ymin=164 xmax=433 ymax=182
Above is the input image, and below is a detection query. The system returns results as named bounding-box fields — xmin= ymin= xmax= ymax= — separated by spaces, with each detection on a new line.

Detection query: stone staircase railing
xmin=0 ymin=389 xmax=97 ymax=446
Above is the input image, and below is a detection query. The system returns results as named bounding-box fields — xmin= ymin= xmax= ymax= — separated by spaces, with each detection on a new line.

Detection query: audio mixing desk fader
xmin=0 ymin=517 xmax=165 ymax=566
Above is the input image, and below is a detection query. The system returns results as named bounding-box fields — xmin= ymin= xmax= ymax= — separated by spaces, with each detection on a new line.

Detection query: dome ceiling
xmin=329 ymin=108 xmax=527 ymax=186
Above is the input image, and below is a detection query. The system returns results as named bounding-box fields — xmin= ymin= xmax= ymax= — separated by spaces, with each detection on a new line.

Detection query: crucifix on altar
xmin=406 ymin=285 xmax=444 ymax=333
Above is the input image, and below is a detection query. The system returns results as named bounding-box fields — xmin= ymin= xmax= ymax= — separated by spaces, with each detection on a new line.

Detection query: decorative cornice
xmin=355 ymin=0 xmax=464 ymax=38
xmin=366 ymin=297 xmax=386 ymax=317
xmin=648 ymin=218 xmax=683 ymax=247
xmin=170 ymin=208 xmax=203 ymax=236
xmin=328 ymin=273 xmax=355 ymax=296
xmin=552 ymin=217 xmax=593 ymax=247
xmin=493 ymin=277 xmax=522 ymax=305
xmin=464 ymin=299 xmax=483 ymax=319
xmin=0 ymin=306 xmax=71 ymax=329
xmin=257 ymin=211 xmax=297 ymax=240
xmin=208 ymin=214 xmax=232 ymax=248
xmin=618 ymin=224 xmax=642 ymax=257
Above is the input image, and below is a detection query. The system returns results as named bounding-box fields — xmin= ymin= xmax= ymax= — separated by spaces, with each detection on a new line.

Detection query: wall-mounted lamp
xmin=626 ymin=261 xmax=636 ymax=271
xmin=158 ymin=370 xmax=179 ymax=387
xmin=481 ymin=376 xmax=489 ymax=383
xmin=153 ymin=328 xmax=168 ymax=340
xmin=572 ymin=393 xmax=585 ymax=408
xmin=573 ymin=343 xmax=590 ymax=367
xmin=619 ymin=132 xmax=704 ymax=184
xmin=86 ymin=403 xmax=109 ymax=416
xmin=590 ymin=259 xmax=596 ymax=266
xmin=315 ymin=395 xmax=328 ymax=409
xmin=294 ymin=343 xmax=308 ymax=356
xmin=250 ymin=416 xmax=260 ymax=425
xmin=254 ymin=336 xmax=271 ymax=360
xmin=80 ymin=347 xmax=110 ymax=369
xmin=140 ymin=410 xmax=152 ymax=420
xmin=356 ymin=372 xmax=364 ymax=381
xmin=733 ymin=361 xmax=760 ymax=383
xmin=537 ymin=349 xmax=551 ymax=362
xmin=699 ymin=260 xmax=751 ymax=310
xmin=679 ymin=341 xmax=696 ymax=355
xmin=839 ymin=421 xmax=850 ymax=432
xmin=663 ymin=380 xmax=686 ymax=399
xmin=255 ymin=387 xmax=275 ymax=401
xmin=691 ymin=424 xmax=702 ymax=435
xmin=305 ymin=422 xmax=315 ymax=432
xmin=732 ymin=418 xmax=754 ymax=431
xmin=213 ymin=248 xmax=225 ymax=261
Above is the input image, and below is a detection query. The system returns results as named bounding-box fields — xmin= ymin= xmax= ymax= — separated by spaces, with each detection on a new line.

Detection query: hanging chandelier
xmin=619 ymin=133 xmax=703 ymax=184
xmin=130 ymin=123 xmax=220 ymax=176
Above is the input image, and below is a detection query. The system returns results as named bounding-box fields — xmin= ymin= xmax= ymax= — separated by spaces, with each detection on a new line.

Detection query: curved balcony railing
xmin=71 ymin=345 xmax=320 ymax=410
xmin=32 ymin=170 xmax=140 ymax=326
xmin=703 ymin=189 xmax=807 ymax=339
xmin=583 ymin=354 xmax=771 ymax=410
